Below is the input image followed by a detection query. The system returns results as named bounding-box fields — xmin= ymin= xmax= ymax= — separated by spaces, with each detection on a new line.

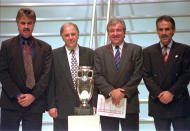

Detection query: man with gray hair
xmin=94 ymin=18 xmax=142 ymax=131
xmin=47 ymin=22 xmax=97 ymax=131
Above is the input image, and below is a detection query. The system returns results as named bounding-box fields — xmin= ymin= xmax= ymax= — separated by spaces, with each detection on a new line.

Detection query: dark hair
xmin=156 ymin=15 xmax=175 ymax=30
xmin=16 ymin=8 xmax=36 ymax=23
xmin=60 ymin=23 xmax=79 ymax=36
xmin=107 ymin=18 xmax=126 ymax=33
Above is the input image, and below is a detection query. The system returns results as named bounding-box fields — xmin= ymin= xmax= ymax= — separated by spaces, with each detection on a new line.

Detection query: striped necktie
xmin=163 ymin=45 xmax=168 ymax=64
xmin=115 ymin=46 xmax=120 ymax=70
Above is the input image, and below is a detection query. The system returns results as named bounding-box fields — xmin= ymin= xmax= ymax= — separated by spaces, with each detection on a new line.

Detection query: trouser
xmin=154 ymin=116 xmax=190 ymax=131
xmin=100 ymin=114 xmax=139 ymax=131
xmin=0 ymin=108 xmax=42 ymax=131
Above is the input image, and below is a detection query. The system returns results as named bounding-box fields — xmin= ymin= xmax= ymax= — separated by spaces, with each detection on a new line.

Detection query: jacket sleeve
xmin=46 ymin=60 xmax=56 ymax=110
xmin=142 ymin=48 xmax=162 ymax=98
xmin=121 ymin=46 xmax=143 ymax=99
xmin=94 ymin=48 xmax=115 ymax=98
xmin=31 ymin=44 xmax=53 ymax=99
xmin=0 ymin=41 xmax=21 ymax=98
xmin=169 ymin=45 xmax=190 ymax=97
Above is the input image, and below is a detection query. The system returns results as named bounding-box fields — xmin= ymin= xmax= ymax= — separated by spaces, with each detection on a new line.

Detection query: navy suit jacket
xmin=143 ymin=41 xmax=190 ymax=118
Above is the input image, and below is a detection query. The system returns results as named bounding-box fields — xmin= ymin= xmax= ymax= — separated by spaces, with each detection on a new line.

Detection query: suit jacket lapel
xmin=106 ymin=44 xmax=117 ymax=72
xmin=165 ymin=42 xmax=176 ymax=65
xmin=117 ymin=42 xmax=128 ymax=73
xmin=164 ymin=42 xmax=179 ymax=72
xmin=155 ymin=43 xmax=165 ymax=65
xmin=79 ymin=46 xmax=83 ymax=65
xmin=154 ymin=43 xmax=169 ymax=79
xmin=79 ymin=46 xmax=86 ymax=66
xmin=33 ymin=38 xmax=42 ymax=79
xmin=62 ymin=46 xmax=75 ymax=89
xmin=106 ymin=44 xmax=125 ymax=84
xmin=14 ymin=36 xmax=26 ymax=82
xmin=157 ymin=42 xmax=178 ymax=67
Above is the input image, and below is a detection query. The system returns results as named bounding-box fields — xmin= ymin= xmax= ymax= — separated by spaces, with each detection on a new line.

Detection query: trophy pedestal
xmin=68 ymin=115 xmax=100 ymax=131
xmin=74 ymin=106 xmax=93 ymax=115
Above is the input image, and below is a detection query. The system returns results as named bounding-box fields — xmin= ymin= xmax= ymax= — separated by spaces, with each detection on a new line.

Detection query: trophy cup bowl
xmin=74 ymin=66 xmax=94 ymax=115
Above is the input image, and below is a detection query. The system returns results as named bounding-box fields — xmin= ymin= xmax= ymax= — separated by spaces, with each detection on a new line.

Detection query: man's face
xmin=108 ymin=23 xmax=125 ymax=46
xmin=61 ymin=25 xmax=79 ymax=50
xmin=157 ymin=20 xmax=175 ymax=46
xmin=17 ymin=16 xmax=35 ymax=39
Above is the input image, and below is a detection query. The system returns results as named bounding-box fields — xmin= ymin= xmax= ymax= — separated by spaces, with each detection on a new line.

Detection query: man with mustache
xmin=0 ymin=8 xmax=52 ymax=131
xmin=94 ymin=18 xmax=143 ymax=131
xmin=143 ymin=15 xmax=190 ymax=131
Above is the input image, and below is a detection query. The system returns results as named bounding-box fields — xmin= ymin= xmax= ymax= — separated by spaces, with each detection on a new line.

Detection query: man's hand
xmin=110 ymin=88 xmax=125 ymax=106
xmin=48 ymin=108 xmax=58 ymax=118
xmin=93 ymin=107 xmax=97 ymax=115
xmin=158 ymin=91 xmax=174 ymax=104
xmin=17 ymin=94 xmax=35 ymax=107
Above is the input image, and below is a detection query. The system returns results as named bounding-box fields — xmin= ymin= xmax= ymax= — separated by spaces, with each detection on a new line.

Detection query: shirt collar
xmin=19 ymin=35 xmax=33 ymax=46
xmin=112 ymin=41 xmax=124 ymax=50
xmin=65 ymin=44 xmax=79 ymax=55
xmin=160 ymin=40 xmax=173 ymax=49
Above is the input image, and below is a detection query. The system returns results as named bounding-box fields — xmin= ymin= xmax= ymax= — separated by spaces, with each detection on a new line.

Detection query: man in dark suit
xmin=94 ymin=18 xmax=143 ymax=131
xmin=0 ymin=8 xmax=52 ymax=131
xmin=47 ymin=23 xmax=96 ymax=131
xmin=143 ymin=15 xmax=190 ymax=131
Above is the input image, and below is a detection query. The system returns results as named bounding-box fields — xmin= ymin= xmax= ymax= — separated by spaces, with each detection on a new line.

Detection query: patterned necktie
xmin=24 ymin=40 xmax=35 ymax=89
xmin=114 ymin=46 xmax=120 ymax=70
xmin=71 ymin=50 xmax=78 ymax=89
xmin=163 ymin=46 xmax=168 ymax=64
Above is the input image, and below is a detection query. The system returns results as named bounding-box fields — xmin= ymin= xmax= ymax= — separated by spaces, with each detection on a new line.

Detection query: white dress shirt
xmin=160 ymin=40 xmax=173 ymax=54
xmin=112 ymin=42 xmax=124 ymax=57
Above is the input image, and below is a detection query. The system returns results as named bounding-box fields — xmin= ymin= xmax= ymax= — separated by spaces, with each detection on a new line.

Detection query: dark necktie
xmin=114 ymin=46 xmax=120 ymax=70
xmin=24 ymin=40 xmax=35 ymax=89
xmin=71 ymin=50 xmax=78 ymax=89
xmin=163 ymin=45 xmax=168 ymax=64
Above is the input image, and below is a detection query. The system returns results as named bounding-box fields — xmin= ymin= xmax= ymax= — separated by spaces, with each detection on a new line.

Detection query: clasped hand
xmin=158 ymin=91 xmax=174 ymax=104
xmin=110 ymin=88 xmax=125 ymax=106
xmin=17 ymin=94 xmax=35 ymax=107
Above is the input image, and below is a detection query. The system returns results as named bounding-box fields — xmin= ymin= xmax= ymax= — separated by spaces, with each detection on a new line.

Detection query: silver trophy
xmin=74 ymin=66 xmax=94 ymax=115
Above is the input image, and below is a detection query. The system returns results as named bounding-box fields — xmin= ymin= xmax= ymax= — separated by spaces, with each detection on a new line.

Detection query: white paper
xmin=96 ymin=94 xmax=127 ymax=118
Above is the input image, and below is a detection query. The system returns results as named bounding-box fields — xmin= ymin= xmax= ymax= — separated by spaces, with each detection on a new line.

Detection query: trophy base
xmin=74 ymin=107 xmax=93 ymax=115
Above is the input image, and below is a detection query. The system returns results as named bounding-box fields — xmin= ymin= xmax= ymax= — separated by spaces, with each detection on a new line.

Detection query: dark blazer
xmin=0 ymin=35 xmax=52 ymax=113
xmin=94 ymin=42 xmax=143 ymax=114
xmin=143 ymin=41 xmax=190 ymax=118
xmin=47 ymin=45 xmax=95 ymax=119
